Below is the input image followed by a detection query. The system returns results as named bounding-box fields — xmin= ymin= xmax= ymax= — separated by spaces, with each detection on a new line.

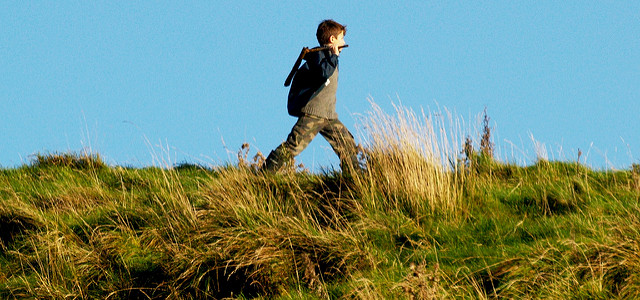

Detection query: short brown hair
xmin=316 ymin=19 xmax=346 ymax=46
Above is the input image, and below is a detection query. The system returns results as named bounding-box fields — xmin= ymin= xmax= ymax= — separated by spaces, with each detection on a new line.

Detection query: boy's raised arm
xmin=305 ymin=50 xmax=339 ymax=80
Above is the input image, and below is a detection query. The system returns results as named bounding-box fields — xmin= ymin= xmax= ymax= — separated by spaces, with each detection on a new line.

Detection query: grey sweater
xmin=300 ymin=67 xmax=339 ymax=119
xmin=287 ymin=50 xmax=341 ymax=119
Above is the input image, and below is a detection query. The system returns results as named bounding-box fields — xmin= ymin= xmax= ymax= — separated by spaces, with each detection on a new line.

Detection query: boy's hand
xmin=328 ymin=31 xmax=345 ymax=56
xmin=331 ymin=44 xmax=340 ymax=56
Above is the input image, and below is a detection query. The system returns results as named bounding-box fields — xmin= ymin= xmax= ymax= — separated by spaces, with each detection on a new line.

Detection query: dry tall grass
xmin=354 ymin=100 xmax=466 ymax=218
xmin=170 ymin=166 xmax=377 ymax=298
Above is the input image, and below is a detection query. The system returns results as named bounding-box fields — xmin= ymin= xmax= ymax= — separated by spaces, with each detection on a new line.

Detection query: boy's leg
xmin=263 ymin=115 xmax=326 ymax=172
xmin=319 ymin=119 xmax=359 ymax=172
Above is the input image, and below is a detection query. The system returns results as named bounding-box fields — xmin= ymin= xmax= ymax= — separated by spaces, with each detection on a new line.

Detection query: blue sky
xmin=2 ymin=1 xmax=639 ymax=170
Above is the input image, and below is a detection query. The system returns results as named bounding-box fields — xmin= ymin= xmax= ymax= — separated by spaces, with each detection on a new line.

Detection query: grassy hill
xmin=1 ymin=105 xmax=639 ymax=299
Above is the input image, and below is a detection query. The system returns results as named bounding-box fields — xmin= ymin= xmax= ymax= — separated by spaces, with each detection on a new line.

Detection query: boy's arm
xmin=305 ymin=50 xmax=339 ymax=80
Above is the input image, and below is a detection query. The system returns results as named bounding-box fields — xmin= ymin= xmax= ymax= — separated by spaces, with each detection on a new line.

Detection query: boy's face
xmin=329 ymin=31 xmax=346 ymax=48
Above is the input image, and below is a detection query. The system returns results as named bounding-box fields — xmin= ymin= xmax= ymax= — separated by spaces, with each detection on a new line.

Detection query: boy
xmin=263 ymin=19 xmax=359 ymax=173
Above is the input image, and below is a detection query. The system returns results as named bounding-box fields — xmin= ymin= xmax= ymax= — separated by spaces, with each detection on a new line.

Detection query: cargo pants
xmin=264 ymin=114 xmax=359 ymax=172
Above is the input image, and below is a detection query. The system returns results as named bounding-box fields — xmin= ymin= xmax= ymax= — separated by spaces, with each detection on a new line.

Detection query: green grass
xmin=1 ymin=154 xmax=638 ymax=299
xmin=1 ymin=105 xmax=640 ymax=299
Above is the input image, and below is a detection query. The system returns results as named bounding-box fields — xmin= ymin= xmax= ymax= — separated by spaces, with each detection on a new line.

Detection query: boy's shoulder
xmin=305 ymin=49 xmax=336 ymax=62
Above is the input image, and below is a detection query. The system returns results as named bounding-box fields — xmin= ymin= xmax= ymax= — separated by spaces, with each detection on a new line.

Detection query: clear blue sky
xmin=2 ymin=1 xmax=638 ymax=170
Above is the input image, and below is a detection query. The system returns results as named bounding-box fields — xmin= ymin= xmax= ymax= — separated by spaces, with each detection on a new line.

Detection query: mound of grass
xmin=1 ymin=103 xmax=640 ymax=298
xmin=30 ymin=152 xmax=107 ymax=170
xmin=0 ymin=204 xmax=42 ymax=250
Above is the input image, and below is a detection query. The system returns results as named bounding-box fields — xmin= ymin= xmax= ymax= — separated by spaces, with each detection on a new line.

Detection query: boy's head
xmin=316 ymin=19 xmax=346 ymax=46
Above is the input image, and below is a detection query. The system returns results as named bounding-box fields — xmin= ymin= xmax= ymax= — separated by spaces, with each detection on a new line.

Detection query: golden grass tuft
xmin=354 ymin=100 xmax=466 ymax=218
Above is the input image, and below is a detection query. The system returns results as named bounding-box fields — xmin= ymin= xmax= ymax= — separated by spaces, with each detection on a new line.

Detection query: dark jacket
xmin=287 ymin=49 xmax=339 ymax=119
